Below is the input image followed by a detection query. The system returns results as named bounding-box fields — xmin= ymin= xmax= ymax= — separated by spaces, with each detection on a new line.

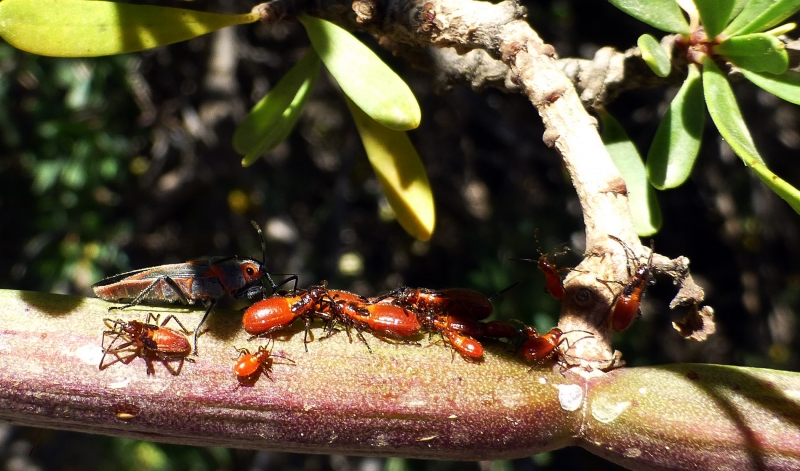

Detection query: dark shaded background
xmin=1 ymin=0 xmax=799 ymax=469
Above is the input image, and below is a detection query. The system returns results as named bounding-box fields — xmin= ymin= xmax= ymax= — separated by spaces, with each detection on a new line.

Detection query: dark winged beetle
xmin=92 ymin=221 xmax=296 ymax=354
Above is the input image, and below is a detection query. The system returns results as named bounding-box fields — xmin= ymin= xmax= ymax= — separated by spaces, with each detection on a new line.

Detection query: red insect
xmin=233 ymin=341 xmax=294 ymax=384
xmin=607 ymin=236 xmax=655 ymax=332
xmin=100 ymin=313 xmax=194 ymax=375
xmin=379 ymin=286 xmax=494 ymax=320
xmin=242 ymin=285 xmax=330 ymax=350
xmin=321 ymin=297 xmax=420 ymax=352
xmin=426 ymin=313 xmax=485 ymax=339
xmin=92 ymin=221 xmax=296 ymax=354
xmin=482 ymin=319 xmax=519 ymax=340
xmin=517 ymin=230 xmax=569 ymax=300
xmin=443 ymin=329 xmax=484 ymax=360
xmin=413 ymin=310 xmax=486 ymax=360
xmin=518 ymin=326 xmax=593 ymax=365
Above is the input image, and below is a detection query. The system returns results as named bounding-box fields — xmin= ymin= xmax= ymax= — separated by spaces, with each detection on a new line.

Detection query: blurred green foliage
xmin=0 ymin=42 xmax=140 ymax=295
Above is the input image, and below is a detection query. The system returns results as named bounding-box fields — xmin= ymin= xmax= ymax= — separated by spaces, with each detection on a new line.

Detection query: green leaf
xmin=609 ymin=0 xmax=691 ymax=34
xmin=746 ymin=154 xmax=800 ymax=214
xmin=233 ymin=49 xmax=321 ymax=165
xmin=703 ymin=57 xmax=800 ymax=214
xmin=599 ymin=111 xmax=662 ymax=236
xmin=740 ymin=68 xmax=800 ymax=105
xmin=299 ymin=15 xmax=421 ymax=132
xmin=702 ymin=57 xmax=763 ymax=164
xmin=345 ymin=97 xmax=435 ymax=241
xmin=647 ymin=64 xmax=705 ymax=189
xmin=724 ymin=0 xmax=774 ymax=35
xmin=713 ymin=33 xmax=788 ymax=74
xmin=694 ymin=0 xmax=735 ymax=39
xmin=0 ymin=0 xmax=258 ymax=57
xmin=726 ymin=0 xmax=800 ymax=35
xmin=731 ymin=0 xmax=751 ymax=21
xmin=638 ymin=34 xmax=672 ymax=77
xmin=240 ymin=78 xmax=317 ymax=167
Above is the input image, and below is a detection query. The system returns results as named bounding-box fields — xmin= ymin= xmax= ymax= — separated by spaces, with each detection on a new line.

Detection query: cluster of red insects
xmin=94 ymin=223 xmax=655 ymax=381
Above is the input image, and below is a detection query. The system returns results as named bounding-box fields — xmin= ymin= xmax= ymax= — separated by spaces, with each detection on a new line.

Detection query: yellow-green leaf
xmin=704 ymin=57 xmax=800 ymax=214
xmin=299 ymin=15 xmax=421 ymax=131
xmin=234 ymin=49 xmax=321 ymax=166
xmin=345 ymin=97 xmax=434 ymax=241
xmin=638 ymin=33 xmax=672 ymax=78
xmin=0 ymin=0 xmax=258 ymax=57
xmin=713 ymin=33 xmax=788 ymax=74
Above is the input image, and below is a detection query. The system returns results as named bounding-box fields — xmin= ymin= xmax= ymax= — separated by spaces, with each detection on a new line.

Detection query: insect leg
xmin=192 ymin=299 xmax=217 ymax=355
xmin=111 ymin=275 xmax=191 ymax=311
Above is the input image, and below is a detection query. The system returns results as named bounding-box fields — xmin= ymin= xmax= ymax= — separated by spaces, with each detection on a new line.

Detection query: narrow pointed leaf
xmin=727 ymin=0 xmax=800 ymax=35
xmin=694 ymin=0 xmax=735 ymax=39
xmin=702 ymin=57 xmax=763 ymax=163
xmin=599 ymin=111 xmax=662 ymax=236
xmin=731 ymin=0 xmax=751 ymax=20
xmin=299 ymin=15 xmax=421 ymax=131
xmin=345 ymin=97 xmax=435 ymax=241
xmin=234 ymin=49 xmax=321 ymax=165
xmin=740 ymin=68 xmax=800 ymax=105
xmin=239 ymin=70 xmax=319 ymax=167
xmin=609 ymin=0 xmax=690 ymax=34
xmin=704 ymin=57 xmax=800 ymax=214
xmin=0 ymin=0 xmax=258 ymax=57
xmin=714 ymin=33 xmax=788 ymax=74
xmin=638 ymin=34 xmax=672 ymax=77
xmin=647 ymin=64 xmax=705 ymax=189
xmin=747 ymin=155 xmax=800 ymax=214
xmin=724 ymin=0 xmax=774 ymax=35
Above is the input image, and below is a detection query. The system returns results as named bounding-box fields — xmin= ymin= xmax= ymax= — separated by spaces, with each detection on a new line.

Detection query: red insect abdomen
xmin=439 ymin=314 xmax=484 ymax=339
xmin=151 ymin=328 xmax=192 ymax=356
xmin=482 ymin=320 xmax=518 ymax=339
xmin=439 ymin=289 xmax=494 ymax=320
xmin=445 ymin=330 xmax=483 ymax=359
xmin=611 ymin=296 xmax=639 ymax=332
xmin=242 ymin=297 xmax=298 ymax=335
xmin=233 ymin=353 xmax=261 ymax=377
xmin=365 ymin=303 xmax=421 ymax=338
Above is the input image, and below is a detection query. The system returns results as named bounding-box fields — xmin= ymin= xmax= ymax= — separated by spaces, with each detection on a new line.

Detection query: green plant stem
xmin=1 ymin=290 xmax=799 ymax=469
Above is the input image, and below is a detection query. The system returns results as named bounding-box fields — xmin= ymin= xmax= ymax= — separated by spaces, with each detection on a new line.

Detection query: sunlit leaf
xmin=694 ymin=0 xmax=735 ymax=39
xmin=714 ymin=33 xmax=788 ymax=74
xmin=239 ymin=83 xmax=317 ymax=167
xmin=599 ymin=111 xmax=662 ymax=236
xmin=724 ymin=0 xmax=774 ymax=35
xmin=726 ymin=0 xmax=800 ymax=35
xmin=702 ymin=57 xmax=763 ymax=164
xmin=746 ymin=154 xmax=800 ymax=214
xmin=638 ymin=34 xmax=672 ymax=77
xmin=345 ymin=97 xmax=435 ymax=241
xmin=299 ymin=15 xmax=421 ymax=131
xmin=609 ymin=0 xmax=690 ymax=34
xmin=731 ymin=0 xmax=751 ymax=21
xmin=647 ymin=64 xmax=705 ymax=189
xmin=234 ymin=49 xmax=321 ymax=166
xmin=0 ymin=0 xmax=258 ymax=57
xmin=703 ymin=57 xmax=800 ymax=214
xmin=740 ymin=68 xmax=800 ymax=105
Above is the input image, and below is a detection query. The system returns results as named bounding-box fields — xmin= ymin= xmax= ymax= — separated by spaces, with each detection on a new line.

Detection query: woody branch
xmin=255 ymin=0 xmax=714 ymax=368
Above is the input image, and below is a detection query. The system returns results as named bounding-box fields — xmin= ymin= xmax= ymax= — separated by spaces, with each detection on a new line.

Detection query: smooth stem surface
xmin=1 ymin=289 xmax=800 ymax=469
xmin=0 ymin=289 xmax=578 ymax=459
